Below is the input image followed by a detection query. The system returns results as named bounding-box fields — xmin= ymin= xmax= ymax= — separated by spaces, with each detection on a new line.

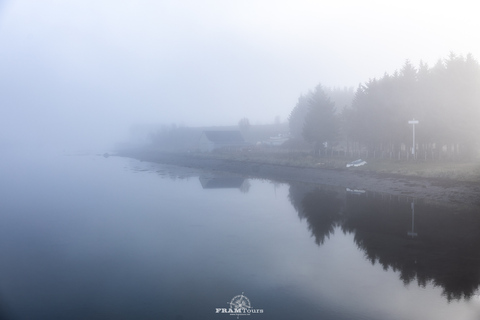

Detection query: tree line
xmin=289 ymin=53 xmax=480 ymax=160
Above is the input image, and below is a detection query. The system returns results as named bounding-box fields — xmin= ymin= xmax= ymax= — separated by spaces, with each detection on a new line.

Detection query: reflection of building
xmin=199 ymin=175 xmax=247 ymax=190
xmin=197 ymin=131 xmax=247 ymax=152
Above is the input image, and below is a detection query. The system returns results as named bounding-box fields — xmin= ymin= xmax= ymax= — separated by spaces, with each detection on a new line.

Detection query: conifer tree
xmin=302 ymin=84 xmax=338 ymax=155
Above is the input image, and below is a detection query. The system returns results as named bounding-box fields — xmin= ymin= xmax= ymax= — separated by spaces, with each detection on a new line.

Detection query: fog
xmin=1 ymin=0 xmax=479 ymax=152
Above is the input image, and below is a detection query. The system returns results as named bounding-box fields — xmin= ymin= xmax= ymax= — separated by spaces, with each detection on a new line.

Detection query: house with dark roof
xmin=197 ymin=130 xmax=246 ymax=152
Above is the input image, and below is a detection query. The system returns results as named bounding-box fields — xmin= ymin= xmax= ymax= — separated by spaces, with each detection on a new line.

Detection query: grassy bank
xmin=187 ymin=149 xmax=480 ymax=183
xmin=359 ymin=159 xmax=480 ymax=182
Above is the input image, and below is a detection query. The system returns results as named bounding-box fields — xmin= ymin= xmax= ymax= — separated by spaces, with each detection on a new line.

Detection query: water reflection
xmin=407 ymin=202 xmax=418 ymax=238
xmin=199 ymin=174 xmax=250 ymax=193
xmin=288 ymin=182 xmax=480 ymax=301
xmin=129 ymin=159 xmax=253 ymax=192
xmin=127 ymin=159 xmax=480 ymax=303
xmin=289 ymin=184 xmax=344 ymax=245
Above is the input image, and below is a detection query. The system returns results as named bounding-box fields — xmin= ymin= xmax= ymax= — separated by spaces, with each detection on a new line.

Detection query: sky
xmin=1 ymin=0 xmax=480 ymax=151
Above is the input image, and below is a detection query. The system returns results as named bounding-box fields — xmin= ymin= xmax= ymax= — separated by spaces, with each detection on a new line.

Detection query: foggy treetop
xmin=290 ymin=53 xmax=480 ymax=158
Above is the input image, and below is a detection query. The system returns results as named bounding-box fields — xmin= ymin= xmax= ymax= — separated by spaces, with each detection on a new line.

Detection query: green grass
xmin=190 ymin=149 xmax=480 ymax=182
xmin=357 ymin=159 xmax=480 ymax=181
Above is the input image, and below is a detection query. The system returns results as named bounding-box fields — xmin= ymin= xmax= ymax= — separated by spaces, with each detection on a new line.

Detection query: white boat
xmin=346 ymin=159 xmax=367 ymax=168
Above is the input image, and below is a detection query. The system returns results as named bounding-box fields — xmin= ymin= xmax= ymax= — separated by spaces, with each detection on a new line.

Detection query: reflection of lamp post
xmin=408 ymin=201 xmax=418 ymax=238
xmin=408 ymin=119 xmax=419 ymax=160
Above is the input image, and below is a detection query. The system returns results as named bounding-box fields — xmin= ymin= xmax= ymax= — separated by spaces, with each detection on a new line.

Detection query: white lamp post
xmin=408 ymin=119 xmax=419 ymax=160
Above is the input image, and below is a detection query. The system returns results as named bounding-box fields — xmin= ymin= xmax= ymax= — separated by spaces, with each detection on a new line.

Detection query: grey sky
xmin=1 ymin=0 xmax=479 ymax=150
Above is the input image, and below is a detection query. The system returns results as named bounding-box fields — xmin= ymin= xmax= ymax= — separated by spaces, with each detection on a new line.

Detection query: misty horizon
xmin=2 ymin=3 xmax=480 ymax=318
xmin=1 ymin=1 xmax=480 ymax=152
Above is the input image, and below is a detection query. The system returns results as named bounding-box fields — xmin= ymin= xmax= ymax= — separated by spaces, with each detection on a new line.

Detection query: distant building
xmin=197 ymin=131 xmax=247 ymax=152
xmin=260 ymin=133 xmax=290 ymax=146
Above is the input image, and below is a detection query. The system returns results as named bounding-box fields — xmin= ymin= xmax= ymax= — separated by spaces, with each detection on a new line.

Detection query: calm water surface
xmin=1 ymin=152 xmax=480 ymax=320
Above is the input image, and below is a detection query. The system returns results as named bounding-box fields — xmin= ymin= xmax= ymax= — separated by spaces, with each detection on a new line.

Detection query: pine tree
xmin=302 ymin=84 xmax=338 ymax=155
xmin=288 ymin=94 xmax=310 ymax=140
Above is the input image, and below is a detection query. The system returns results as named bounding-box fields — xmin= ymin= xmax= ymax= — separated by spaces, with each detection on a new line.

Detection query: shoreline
xmin=118 ymin=150 xmax=480 ymax=209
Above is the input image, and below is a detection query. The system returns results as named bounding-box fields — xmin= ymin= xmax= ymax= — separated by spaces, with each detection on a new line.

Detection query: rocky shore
xmin=119 ymin=149 xmax=480 ymax=209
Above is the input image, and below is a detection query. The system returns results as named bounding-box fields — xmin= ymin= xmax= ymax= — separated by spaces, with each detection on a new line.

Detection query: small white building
xmin=197 ymin=131 xmax=246 ymax=152
xmin=261 ymin=133 xmax=290 ymax=146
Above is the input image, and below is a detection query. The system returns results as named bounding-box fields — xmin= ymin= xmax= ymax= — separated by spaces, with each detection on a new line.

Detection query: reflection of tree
xmin=289 ymin=184 xmax=343 ymax=245
xmin=302 ymin=189 xmax=343 ymax=245
xmin=239 ymin=180 xmax=251 ymax=193
xmin=341 ymin=194 xmax=480 ymax=301
xmin=288 ymin=183 xmax=480 ymax=301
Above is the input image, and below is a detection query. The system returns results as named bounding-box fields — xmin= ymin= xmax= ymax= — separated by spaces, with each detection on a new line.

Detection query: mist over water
xmin=0 ymin=154 xmax=479 ymax=319
xmin=2 ymin=2 xmax=480 ymax=319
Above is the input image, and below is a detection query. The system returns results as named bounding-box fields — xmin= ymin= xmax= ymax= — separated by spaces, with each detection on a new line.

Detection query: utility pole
xmin=408 ymin=119 xmax=419 ymax=160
